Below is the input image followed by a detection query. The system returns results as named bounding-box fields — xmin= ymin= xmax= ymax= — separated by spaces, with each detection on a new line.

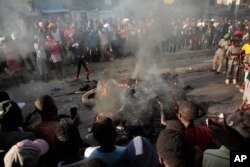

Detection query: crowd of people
xmin=1 ymin=16 xmax=250 ymax=83
xmin=1 ymin=15 xmax=250 ymax=167
xmin=0 ymin=89 xmax=250 ymax=167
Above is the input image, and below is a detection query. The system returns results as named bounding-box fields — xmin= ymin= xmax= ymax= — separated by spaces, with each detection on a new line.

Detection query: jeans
xmin=226 ymin=60 xmax=238 ymax=79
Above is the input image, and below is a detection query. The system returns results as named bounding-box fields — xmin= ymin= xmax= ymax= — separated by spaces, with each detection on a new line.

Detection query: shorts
xmin=51 ymin=54 xmax=62 ymax=63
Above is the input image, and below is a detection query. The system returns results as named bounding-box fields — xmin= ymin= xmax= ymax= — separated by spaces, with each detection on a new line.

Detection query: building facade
xmin=205 ymin=0 xmax=250 ymax=18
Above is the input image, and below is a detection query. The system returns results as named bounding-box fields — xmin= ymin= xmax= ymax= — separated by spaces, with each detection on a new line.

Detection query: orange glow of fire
xmin=100 ymin=83 xmax=109 ymax=97
xmin=118 ymin=83 xmax=130 ymax=89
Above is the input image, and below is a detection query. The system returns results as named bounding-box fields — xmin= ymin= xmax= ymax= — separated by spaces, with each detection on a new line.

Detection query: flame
xmin=100 ymin=83 xmax=109 ymax=97
xmin=118 ymin=83 xmax=130 ymax=89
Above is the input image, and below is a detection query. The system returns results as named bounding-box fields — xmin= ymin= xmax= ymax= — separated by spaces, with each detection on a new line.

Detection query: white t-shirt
xmin=243 ymin=79 xmax=250 ymax=104
xmin=84 ymin=146 xmax=125 ymax=167
xmin=51 ymin=28 xmax=62 ymax=45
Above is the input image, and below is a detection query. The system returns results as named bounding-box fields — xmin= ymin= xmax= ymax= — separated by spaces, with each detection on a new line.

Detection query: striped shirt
xmin=185 ymin=124 xmax=213 ymax=151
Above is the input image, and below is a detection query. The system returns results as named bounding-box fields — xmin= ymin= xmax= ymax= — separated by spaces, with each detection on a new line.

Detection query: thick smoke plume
xmin=94 ymin=0 xmax=190 ymax=126
xmin=0 ymin=0 xmax=35 ymax=57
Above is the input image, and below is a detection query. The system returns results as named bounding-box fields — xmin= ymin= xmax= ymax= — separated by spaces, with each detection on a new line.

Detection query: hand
xmin=73 ymin=113 xmax=80 ymax=126
xmin=239 ymin=87 xmax=244 ymax=93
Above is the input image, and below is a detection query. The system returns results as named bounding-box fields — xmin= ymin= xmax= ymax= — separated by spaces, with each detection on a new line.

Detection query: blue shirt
xmin=84 ymin=146 xmax=125 ymax=167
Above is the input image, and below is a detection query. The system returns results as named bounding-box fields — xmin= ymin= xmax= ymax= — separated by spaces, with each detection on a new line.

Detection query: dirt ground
xmin=1 ymin=49 xmax=242 ymax=138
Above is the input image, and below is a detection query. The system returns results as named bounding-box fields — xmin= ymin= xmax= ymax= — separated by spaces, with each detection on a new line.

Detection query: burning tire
xmin=82 ymin=88 xmax=96 ymax=107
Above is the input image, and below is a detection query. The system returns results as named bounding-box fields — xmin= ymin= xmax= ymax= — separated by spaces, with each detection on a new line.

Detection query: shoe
xmin=225 ymin=79 xmax=229 ymax=84
xmin=233 ymin=79 xmax=237 ymax=84
xmin=210 ymin=69 xmax=216 ymax=72
xmin=216 ymin=71 xmax=220 ymax=74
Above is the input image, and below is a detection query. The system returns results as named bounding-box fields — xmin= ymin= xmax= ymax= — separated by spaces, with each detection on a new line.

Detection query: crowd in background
xmin=1 ymin=16 xmax=250 ymax=167
xmin=1 ymin=16 xmax=250 ymax=82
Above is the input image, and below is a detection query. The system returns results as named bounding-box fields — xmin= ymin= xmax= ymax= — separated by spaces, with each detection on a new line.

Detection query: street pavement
xmin=1 ymin=49 xmax=243 ymax=137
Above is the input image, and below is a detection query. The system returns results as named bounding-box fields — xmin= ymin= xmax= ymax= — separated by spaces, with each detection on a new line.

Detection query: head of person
xmin=0 ymin=91 xmax=10 ymax=102
xmin=120 ymin=136 xmax=159 ymax=167
xmin=48 ymin=23 xmax=56 ymax=30
xmin=225 ymin=110 xmax=250 ymax=143
xmin=156 ymin=129 xmax=189 ymax=167
xmin=80 ymin=158 xmax=108 ymax=167
xmin=35 ymin=95 xmax=58 ymax=121
xmin=231 ymin=40 xmax=240 ymax=47
xmin=0 ymin=92 xmax=23 ymax=131
xmin=38 ymin=21 xmax=46 ymax=32
xmin=92 ymin=117 xmax=117 ymax=148
xmin=176 ymin=101 xmax=198 ymax=127
xmin=56 ymin=120 xmax=82 ymax=164
xmin=164 ymin=120 xmax=185 ymax=133
xmin=4 ymin=139 xmax=49 ymax=167
xmin=243 ymin=62 xmax=250 ymax=71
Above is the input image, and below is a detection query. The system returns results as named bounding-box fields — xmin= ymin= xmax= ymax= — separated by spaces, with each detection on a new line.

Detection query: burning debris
xmin=82 ymin=72 xmax=191 ymax=130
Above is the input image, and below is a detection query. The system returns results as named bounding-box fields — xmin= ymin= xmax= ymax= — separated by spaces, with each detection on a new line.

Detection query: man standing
xmin=239 ymin=38 xmax=250 ymax=64
xmin=212 ymin=34 xmax=230 ymax=74
xmin=240 ymin=62 xmax=250 ymax=111
xmin=45 ymin=35 xmax=63 ymax=80
xmin=225 ymin=40 xmax=241 ymax=84
xmin=69 ymin=32 xmax=89 ymax=81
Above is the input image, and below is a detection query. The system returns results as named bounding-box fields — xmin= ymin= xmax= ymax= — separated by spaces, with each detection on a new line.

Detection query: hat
xmin=4 ymin=139 xmax=49 ymax=167
xmin=16 ymin=139 xmax=49 ymax=155
xmin=224 ymin=33 xmax=231 ymax=40
xmin=178 ymin=101 xmax=198 ymax=121
xmin=225 ymin=110 xmax=250 ymax=139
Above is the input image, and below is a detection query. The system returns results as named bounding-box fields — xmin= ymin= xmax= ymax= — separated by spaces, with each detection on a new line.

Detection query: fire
xmin=118 ymin=83 xmax=130 ymax=89
xmin=116 ymin=77 xmax=141 ymax=89
xmin=100 ymin=83 xmax=109 ymax=97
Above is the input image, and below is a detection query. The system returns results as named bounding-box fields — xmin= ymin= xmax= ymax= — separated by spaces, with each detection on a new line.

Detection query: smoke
xmin=93 ymin=0 xmax=193 ymax=126
xmin=0 ymin=0 xmax=30 ymax=34
xmin=0 ymin=0 xmax=35 ymax=57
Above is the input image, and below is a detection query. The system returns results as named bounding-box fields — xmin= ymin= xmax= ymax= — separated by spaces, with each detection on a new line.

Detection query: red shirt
xmin=185 ymin=124 xmax=212 ymax=151
xmin=45 ymin=39 xmax=60 ymax=56
xmin=1 ymin=45 xmax=21 ymax=72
